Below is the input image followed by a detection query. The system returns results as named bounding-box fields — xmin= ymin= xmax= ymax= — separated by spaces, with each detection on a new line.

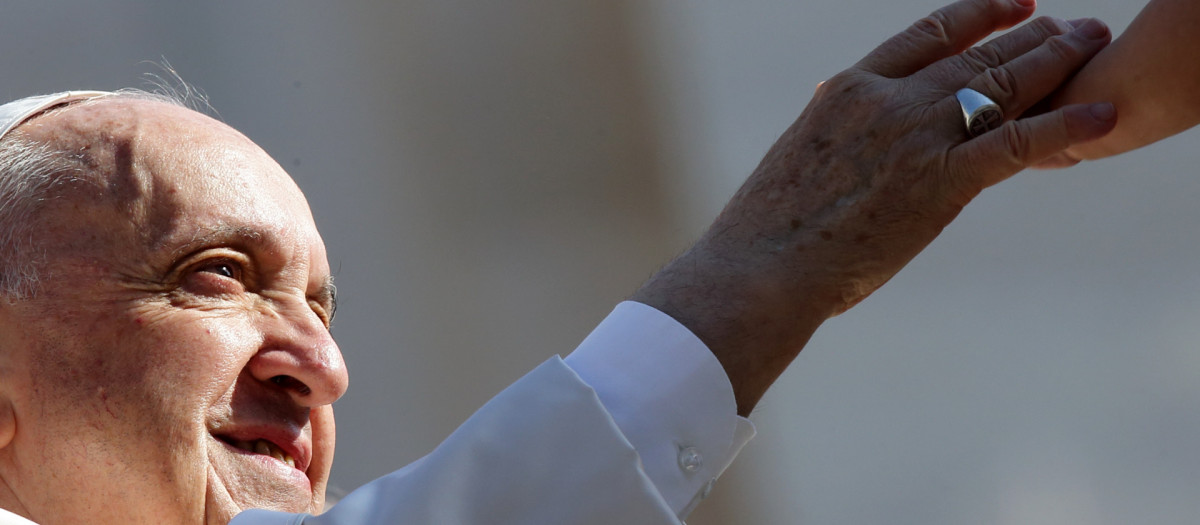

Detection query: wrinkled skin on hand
xmin=633 ymin=0 xmax=1118 ymax=415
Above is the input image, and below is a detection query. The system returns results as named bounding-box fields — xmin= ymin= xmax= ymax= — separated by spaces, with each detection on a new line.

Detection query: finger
xmin=918 ymin=16 xmax=1073 ymax=87
xmin=858 ymin=0 xmax=1036 ymax=79
xmin=950 ymin=102 xmax=1115 ymax=189
xmin=1030 ymin=152 xmax=1082 ymax=169
xmin=964 ymin=18 xmax=1111 ymax=118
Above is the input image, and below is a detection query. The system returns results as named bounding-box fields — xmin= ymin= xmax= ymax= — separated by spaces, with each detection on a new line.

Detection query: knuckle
xmin=980 ymin=66 xmax=1020 ymax=101
xmin=910 ymin=11 xmax=952 ymax=46
xmin=1028 ymin=16 xmax=1073 ymax=39
xmin=1043 ymin=34 xmax=1082 ymax=62
xmin=1001 ymin=120 xmax=1030 ymax=162
xmin=961 ymin=45 xmax=1004 ymax=72
xmin=820 ymin=71 xmax=857 ymax=95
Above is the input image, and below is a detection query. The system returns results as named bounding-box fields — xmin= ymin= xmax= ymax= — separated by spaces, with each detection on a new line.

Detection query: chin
xmin=205 ymin=434 xmax=320 ymax=521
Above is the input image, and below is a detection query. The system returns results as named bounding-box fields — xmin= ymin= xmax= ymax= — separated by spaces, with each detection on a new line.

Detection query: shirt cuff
xmin=564 ymin=301 xmax=755 ymax=519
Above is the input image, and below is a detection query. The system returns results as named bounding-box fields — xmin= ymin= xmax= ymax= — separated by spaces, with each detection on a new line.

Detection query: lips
xmin=212 ymin=428 xmax=310 ymax=473
xmin=223 ymin=437 xmax=295 ymax=467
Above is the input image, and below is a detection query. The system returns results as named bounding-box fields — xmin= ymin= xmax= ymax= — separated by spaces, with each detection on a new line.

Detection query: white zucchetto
xmin=0 ymin=91 xmax=110 ymax=139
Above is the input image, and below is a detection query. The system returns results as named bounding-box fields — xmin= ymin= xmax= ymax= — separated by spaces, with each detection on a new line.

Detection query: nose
xmin=248 ymin=302 xmax=349 ymax=407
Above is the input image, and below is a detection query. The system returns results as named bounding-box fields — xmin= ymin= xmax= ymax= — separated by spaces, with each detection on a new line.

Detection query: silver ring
xmin=956 ymin=88 xmax=1003 ymax=137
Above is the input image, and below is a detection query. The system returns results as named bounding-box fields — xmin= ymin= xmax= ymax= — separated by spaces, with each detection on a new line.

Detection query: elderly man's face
xmin=0 ymin=99 xmax=348 ymax=524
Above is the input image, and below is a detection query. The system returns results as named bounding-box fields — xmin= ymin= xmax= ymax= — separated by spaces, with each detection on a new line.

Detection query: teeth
xmin=229 ymin=438 xmax=296 ymax=468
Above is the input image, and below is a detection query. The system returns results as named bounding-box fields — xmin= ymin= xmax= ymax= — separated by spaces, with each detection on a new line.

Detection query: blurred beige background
xmin=3 ymin=1 xmax=1197 ymax=523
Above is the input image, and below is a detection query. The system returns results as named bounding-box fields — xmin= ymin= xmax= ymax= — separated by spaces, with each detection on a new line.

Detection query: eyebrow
xmin=170 ymin=225 xmax=264 ymax=258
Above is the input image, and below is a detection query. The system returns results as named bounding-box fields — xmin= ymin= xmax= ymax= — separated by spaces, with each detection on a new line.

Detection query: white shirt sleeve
xmin=232 ymin=301 xmax=754 ymax=525
xmin=564 ymin=301 xmax=756 ymax=518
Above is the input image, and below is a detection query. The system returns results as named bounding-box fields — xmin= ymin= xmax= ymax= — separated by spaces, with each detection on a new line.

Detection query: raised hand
xmin=633 ymin=0 xmax=1117 ymax=415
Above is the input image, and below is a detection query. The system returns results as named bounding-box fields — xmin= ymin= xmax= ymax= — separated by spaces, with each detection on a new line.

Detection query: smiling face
xmin=0 ymin=98 xmax=348 ymax=524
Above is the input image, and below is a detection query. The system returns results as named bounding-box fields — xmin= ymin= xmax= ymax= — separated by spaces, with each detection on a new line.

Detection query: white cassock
xmin=234 ymin=302 xmax=755 ymax=525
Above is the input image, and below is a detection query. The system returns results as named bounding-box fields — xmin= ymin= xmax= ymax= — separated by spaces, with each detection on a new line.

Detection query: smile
xmin=217 ymin=436 xmax=297 ymax=468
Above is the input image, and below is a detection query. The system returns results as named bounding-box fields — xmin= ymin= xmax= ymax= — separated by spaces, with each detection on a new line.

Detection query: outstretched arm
xmin=633 ymin=0 xmax=1116 ymax=416
xmin=1054 ymin=0 xmax=1200 ymax=162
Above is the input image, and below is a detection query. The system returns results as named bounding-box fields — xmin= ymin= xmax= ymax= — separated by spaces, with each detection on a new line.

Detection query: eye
xmin=197 ymin=260 xmax=240 ymax=280
xmin=184 ymin=257 xmax=248 ymax=294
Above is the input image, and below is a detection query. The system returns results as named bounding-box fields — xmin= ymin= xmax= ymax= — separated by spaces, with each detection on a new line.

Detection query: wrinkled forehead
xmin=16 ymin=98 xmax=327 ymax=267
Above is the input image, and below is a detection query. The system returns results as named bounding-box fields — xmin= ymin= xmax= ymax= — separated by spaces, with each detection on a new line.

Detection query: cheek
xmin=25 ymin=302 xmax=262 ymax=434
xmin=125 ymin=307 xmax=263 ymax=402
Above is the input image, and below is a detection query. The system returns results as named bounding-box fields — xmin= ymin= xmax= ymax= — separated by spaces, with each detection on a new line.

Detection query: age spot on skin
xmin=819 ymin=230 xmax=833 ymax=241
xmin=790 ymin=219 xmax=802 ymax=230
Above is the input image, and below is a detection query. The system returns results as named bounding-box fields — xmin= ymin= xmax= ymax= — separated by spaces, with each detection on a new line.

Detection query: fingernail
xmin=1013 ymin=0 xmax=1036 ymax=8
xmin=1089 ymin=102 xmax=1116 ymax=122
xmin=1073 ymin=18 xmax=1109 ymax=40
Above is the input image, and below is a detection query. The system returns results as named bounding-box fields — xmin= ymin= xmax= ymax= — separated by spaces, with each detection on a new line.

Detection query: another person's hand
xmin=1045 ymin=0 xmax=1200 ymax=166
xmin=633 ymin=0 xmax=1117 ymax=415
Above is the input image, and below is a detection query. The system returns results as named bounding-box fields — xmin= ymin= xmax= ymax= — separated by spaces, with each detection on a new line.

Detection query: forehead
xmin=20 ymin=98 xmax=329 ymax=274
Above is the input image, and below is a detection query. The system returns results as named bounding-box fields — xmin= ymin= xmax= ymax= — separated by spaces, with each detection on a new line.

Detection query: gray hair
xmin=0 ymin=87 xmax=200 ymax=300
